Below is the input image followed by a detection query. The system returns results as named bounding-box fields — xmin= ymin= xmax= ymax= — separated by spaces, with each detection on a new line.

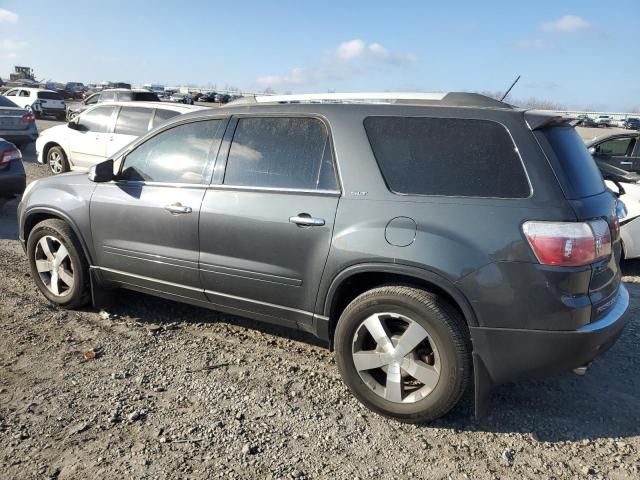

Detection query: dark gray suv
xmin=18 ymin=92 xmax=629 ymax=422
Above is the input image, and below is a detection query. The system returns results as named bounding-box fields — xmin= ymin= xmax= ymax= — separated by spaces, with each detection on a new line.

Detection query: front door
xmin=199 ymin=116 xmax=340 ymax=328
xmin=90 ymin=118 xmax=227 ymax=301
xmin=69 ymin=105 xmax=115 ymax=169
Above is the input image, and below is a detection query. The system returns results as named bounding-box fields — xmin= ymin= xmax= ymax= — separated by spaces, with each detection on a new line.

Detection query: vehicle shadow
xmin=104 ymin=282 xmax=639 ymax=443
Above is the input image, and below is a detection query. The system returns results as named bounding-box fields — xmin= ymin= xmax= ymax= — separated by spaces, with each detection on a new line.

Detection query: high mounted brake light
xmin=523 ymin=220 xmax=612 ymax=267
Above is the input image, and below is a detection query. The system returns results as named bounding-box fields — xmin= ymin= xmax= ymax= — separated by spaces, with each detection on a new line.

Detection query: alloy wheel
xmin=49 ymin=151 xmax=63 ymax=174
xmin=34 ymin=235 xmax=74 ymax=297
xmin=351 ymin=312 xmax=441 ymax=404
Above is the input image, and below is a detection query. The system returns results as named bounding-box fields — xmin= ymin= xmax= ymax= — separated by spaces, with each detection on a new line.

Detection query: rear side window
xmin=132 ymin=92 xmax=160 ymax=101
xmin=114 ymin=107 xmax=153 ymax=136
xmin=37 ymin=91 xmax=63 ymax=100
xmin=364 ymin=116 xmax=529 ymax=198
xmin=121 ymin=120 xmax=224 ymax=184
xmin=100 ymin=91 xmax=116 ymax=102
xmin=152 ymin=108 xmax=180 ymax=128
xmin=536 ymin=126 xmax=605 ymax=199
xmin=224 ymin=117 xmax=338 ymax=191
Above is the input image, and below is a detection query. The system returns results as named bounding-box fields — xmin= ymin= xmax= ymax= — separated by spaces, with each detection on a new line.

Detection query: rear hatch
xmin=37 ymin=91 xmax=65 ymax=110
xmin=0 ymin=97 xmax=29 ymax=131
xmin=532 ymin=120 xmax=622 ymax=322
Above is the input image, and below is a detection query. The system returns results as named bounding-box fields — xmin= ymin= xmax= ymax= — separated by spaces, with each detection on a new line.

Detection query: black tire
xmin=334 ymin=286 xmax=471 ymax=423
xmin=26 ymin=219 xmax=90 ymax=309
xmin=47 ymin=146 xmax=69 ymax=175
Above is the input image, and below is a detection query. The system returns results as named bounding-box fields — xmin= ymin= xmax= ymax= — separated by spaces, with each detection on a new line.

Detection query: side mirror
xmin=68 ymin=119 xmax=80 ymax=130
xmin=88 ymin=159 xmax=115 ymax=183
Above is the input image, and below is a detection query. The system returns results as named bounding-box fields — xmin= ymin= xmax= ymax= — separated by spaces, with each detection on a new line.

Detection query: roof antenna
xmin=500 ymin=75 xmax=520 ymax=102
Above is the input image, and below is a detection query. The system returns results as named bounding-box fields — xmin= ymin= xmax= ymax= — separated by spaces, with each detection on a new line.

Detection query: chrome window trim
xmin=207 ymin=184 xmax=341 ymax=196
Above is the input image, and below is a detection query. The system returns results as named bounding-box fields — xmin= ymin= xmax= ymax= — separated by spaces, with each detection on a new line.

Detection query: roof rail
xmin=226 ymin=92 xmax=512 ymax=109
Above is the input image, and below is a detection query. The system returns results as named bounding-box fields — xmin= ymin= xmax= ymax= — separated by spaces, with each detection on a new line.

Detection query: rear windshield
xmin=37 ymin=91 xmax=63 ymax=100
xmin=364 ymin=116 xmax=530 ymax=198
xmin=535 ymin=126 xmax=605 ymax=199
xmin=0 ymin=96 xmax=18 ymax=108
xmin=132 ymin=92 xmax=160 ymax=101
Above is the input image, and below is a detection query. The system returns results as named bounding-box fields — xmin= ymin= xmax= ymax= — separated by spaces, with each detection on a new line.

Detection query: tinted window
xmin=364 ymin=116 xmax=529 ymax=198
xmin=152 ymin=108 xmax=180 ymax=128
xmin=114 ymin=107 xmax=153 ymax=136
xmin=0 ymin=96 xmax=18 ymax=107
xmin=537 ymin=126 xmax=605 ymax=199
xmin=85 ymin=93 xmax=99 ymax=105
xmin=132 ymin=91 xmax=160 ymax=101
xmin=224 ymin=117 xmax=337 ymax=190
xmin=595 ymin=137 xmax=635 ymax=156
xmin=37 ymin=91 xmax=63 ymax=100
xmin=121 ymin=120 xmax=223 ymax=184
xmin=77 ymin=106 xmax=114 ymax=133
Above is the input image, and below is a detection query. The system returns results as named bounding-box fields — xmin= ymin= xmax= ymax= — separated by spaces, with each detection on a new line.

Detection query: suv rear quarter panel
xmin=314 ymin=106 xmax=586 ymax=331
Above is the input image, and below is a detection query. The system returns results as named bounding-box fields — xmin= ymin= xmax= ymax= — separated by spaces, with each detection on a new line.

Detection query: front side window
xmin=121 ymin=120 xmax=224 ymax=184
xmin=596 ymin=137 xmax=635 ymax=157
xmin=364 ymin=116 xmax=530 ymax=198
xmin=19 ymin=90 xmax=30 ymax=97
xmin=85 ymin=93 xmax=100 ymax=105
xmin=224 ymin=117 xmax=338 ymax=191
xmin=76 ymin=106 xmax=115 ymax=133
xmin=114 ymin=107 xmax=153 ymax=136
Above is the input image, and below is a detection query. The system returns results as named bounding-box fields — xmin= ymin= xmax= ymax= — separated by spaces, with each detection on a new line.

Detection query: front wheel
xmin=26 ymin=219 xmax=90 ymax=309
xmin=334 ymin=286 xmax=471 ymax=423
xmin=47 ymin=146 xmax=69 ymax=175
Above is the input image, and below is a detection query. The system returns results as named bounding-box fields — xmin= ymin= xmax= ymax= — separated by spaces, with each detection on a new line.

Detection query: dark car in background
xmin=577 ymin=115 xmax=597 ymax=127
xmin=0 ymin=139 xmax=26 ymax=199
xmin=622 ymin=118 xmax=640 ymax=130
xmin=0 ymin=96 xmax=38 ymax=149
xmin=199 ymin=92 xmax=217 ymax=102
xmin=66 ymin=89 xmax=161 ymax=120
xmin=587 ymin=132 xmax=640 ymax=172
xmin=17 ymin=92 xmax=628 ymax=422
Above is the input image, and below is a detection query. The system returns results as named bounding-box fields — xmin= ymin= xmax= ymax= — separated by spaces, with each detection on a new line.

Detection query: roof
xmin=226 ymin=91 xmax=514 ymax=109
xmin=91 ymin=101 xmax=207 ymax=111
xmin=102 ymin=88 xmax=155 ymax=93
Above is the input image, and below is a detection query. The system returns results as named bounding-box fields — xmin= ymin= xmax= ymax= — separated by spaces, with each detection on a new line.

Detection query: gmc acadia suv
xmin=18 ymin=92 xmax=629 ymax=422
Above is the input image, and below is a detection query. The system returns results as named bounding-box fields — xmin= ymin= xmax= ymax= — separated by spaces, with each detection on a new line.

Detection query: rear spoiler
xmin=524 ymin=110 xmax=581 ymax=130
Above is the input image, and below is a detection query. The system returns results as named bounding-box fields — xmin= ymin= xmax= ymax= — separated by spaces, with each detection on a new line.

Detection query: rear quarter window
xmin=364 ymin=116 xmax=530 ymax=198
xmin=37 ymin=91 xmax=63 ymax=100
xmin=535 ymin=126 xmax=605 ymax=199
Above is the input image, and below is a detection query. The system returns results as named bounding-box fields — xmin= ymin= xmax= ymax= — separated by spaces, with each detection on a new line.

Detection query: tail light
xmin=523 ymin=219 xmax=612 ymax=267
xmin=0 ymin=147 xmax=22 ymax=167
xmin=21 ymin=112 xmax=35 ymax=124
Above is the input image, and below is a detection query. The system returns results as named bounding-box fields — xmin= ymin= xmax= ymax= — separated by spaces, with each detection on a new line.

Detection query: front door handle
xmin=289 ymin=214 xmax=325 ymax=227
xmin=165 ymin=203 xmax=193 ymax=214
xmin=620 ymin=161 xmax=632 ymax=165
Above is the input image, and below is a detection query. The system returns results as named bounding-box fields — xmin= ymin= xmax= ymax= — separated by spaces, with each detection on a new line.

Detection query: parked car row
xmin=578 ymin=114 xmax=640 ymax=129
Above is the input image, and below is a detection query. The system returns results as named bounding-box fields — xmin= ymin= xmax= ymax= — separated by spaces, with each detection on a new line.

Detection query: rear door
xmin=107 ymin=106 xmax=154 ymax=157
xmin=91 ymin=118 xmax=226 ymax=301
xmin=199 ymin=115 xmax=340 ymax=328
xmin=68 ymin=105 xmax=116 ymax=169
xmin=592 ymin=136 xmax=640 ymax=172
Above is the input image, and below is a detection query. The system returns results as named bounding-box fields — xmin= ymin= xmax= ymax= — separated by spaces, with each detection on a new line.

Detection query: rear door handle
xmin=165 ymin=203 xmax=193 ymax=214
xmin=289 ymin=214 xmax=325 ymax=227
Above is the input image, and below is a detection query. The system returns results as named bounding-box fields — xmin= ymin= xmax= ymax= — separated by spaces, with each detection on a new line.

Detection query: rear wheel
xmin=47 ymin=146 xmax=69 ymax=175
xmin=26 ymin=219 xmax=90 ymax=309
xmin=334 ymin=286 xmax=471 ymax=423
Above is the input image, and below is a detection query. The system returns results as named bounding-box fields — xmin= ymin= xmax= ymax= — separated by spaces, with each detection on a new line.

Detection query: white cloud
xmin=514 ymin=38 xmax=552 ymax=50
xmin=0 ymin=9 xmax=18 ymax=23
xmin=0 ymin=39 xmax=28 ymax=50
xmin=256 ymin=39 xmax=415 ymax=88
xmin=542 ymin=15 xmax=590 ymax=33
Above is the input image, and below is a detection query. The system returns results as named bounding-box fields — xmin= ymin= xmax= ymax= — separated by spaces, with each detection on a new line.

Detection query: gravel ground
xmin=0 ymin=122 xmax=638 ymax=479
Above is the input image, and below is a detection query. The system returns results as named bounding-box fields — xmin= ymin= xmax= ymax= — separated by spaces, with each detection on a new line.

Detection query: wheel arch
xmin=41 ymin=141 xmax=65 ymax=164
xmin=22 ymin=207 xmax=94 ymax=265
xmin=320 ymin=263 xmax=478 ymax=345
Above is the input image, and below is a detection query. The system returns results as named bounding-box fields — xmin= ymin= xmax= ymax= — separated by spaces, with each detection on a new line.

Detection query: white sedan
xmin=35 ymin=101 xmax=205 ymax=174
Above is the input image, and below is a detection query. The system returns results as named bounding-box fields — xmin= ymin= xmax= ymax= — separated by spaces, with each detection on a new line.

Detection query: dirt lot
xmin=0 ymin=121 xmax=638 ymax=479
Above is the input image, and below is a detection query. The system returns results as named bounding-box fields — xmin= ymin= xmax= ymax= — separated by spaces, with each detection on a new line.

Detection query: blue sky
xmin=1 ymin=0 xmax=638 ymax=110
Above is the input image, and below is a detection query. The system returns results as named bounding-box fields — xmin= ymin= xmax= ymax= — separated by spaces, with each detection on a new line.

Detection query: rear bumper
xmin=0 ymin=129 xmax=38 ymax=145
xmin=471 ymin=284 xmax=629 ymax=387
